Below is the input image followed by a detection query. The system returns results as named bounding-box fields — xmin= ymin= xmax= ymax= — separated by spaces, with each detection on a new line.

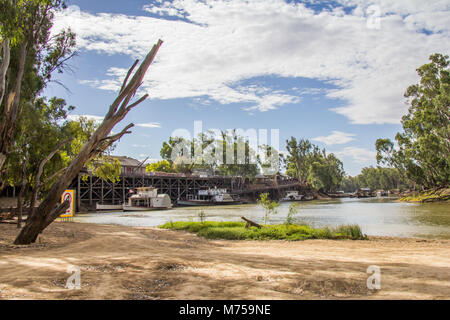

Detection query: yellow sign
xmin=61 ymin=190 xmax=75 ymax=218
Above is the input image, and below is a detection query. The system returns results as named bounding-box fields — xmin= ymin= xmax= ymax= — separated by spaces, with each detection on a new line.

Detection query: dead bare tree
xmin=14 ymin=40 xmax=163 ymax=245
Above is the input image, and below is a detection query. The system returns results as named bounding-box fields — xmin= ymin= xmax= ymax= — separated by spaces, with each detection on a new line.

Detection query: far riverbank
xmin=399 ymin=188 xmax=450 ymax=203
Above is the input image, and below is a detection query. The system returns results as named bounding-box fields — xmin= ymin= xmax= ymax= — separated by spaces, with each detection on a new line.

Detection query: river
xmin=73 ymin=198 xmax=450 ymax=239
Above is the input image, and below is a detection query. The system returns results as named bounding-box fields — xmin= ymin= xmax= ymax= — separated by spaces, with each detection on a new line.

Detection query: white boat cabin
xmin=282 ymin=191 xmax=304 ymax=201
xmin=128 ymin=187 xmax=172 ymax=208
xmin=198 ymin=188 xmax=228 ymax=196
xmin=132 ymin=187 xmax=158 ymax=198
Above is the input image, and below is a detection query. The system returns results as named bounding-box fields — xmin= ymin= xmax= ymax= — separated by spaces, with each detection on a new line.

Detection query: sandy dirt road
xmin=0 ymin=222 xmax=449 ymax=300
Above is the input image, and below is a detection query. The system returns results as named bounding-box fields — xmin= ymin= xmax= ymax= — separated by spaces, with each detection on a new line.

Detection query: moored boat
xmin=123 ymin=187 xmax=172 ymax=211
xmin=177 ymin=188 xmax=241 ymax=206
xmin=281 ymin=191 xmax=304 ymax=202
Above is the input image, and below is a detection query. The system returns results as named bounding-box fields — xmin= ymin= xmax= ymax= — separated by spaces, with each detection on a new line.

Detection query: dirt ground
xmin=0 ymin=222 xmax=449 ymax=300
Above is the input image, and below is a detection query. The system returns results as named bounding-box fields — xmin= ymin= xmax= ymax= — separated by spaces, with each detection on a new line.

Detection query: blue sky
xmin=45 ymin=0 xmax=450 ymax=175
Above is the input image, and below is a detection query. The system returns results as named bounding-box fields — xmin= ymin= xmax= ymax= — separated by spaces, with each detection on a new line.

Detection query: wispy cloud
xmin=313 ymin=131 xmax=356 ymax=145
xmin=132 ymin=144 xmax=150 ymax=148
xmin=136 ymin=122 xmax=162 ymax=128
xmin=67 ymin=114 xmax=104 ymax=123
xmin=332 ymin=147 xmax=377 ymax=164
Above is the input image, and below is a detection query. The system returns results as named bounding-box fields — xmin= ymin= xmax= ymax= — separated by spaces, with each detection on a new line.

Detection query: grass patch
xmin=400 ymin=188 xmax=450 ymax=203
xmin=160 ymin=221 xmax=367 ymax=241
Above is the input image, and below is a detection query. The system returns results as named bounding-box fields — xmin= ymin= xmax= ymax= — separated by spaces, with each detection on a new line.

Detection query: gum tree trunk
xmin=0 ymin=39 xmax=11 ymax=171
xmin=17 ymin=155 xmax=29 ymax=229
xmin=0 ymin=39 xmax=10 ymax=116
xmin=0 ymin=42 xmax=27 ymax=172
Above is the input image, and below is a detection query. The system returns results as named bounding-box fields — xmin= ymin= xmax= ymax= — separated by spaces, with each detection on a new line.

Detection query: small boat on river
xmin=281 ymin=191 xmax=304 ymax=202
xmin=177 ymin=188 xmax=241 ymax=206
xmin=123 ymin=187 xmax=172 ymax=211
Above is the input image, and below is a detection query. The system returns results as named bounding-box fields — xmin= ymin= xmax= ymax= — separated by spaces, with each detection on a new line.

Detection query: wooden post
xmin=89 ymin=174 xmax=93 ymax=207
xmin=77 ymin=174 xmax=81 ymax=212
xmin=122 ymin=178 xmax=125 ymax=205
xmin=112 ymin=180 xmax=115 ymax=205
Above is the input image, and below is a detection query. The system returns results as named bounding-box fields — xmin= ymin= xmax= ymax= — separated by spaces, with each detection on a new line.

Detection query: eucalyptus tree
xmin=5 ymin=97 xmax=73 ymax=225
xmin=285 ymin=137 xmax=345 ymax=192
xmin=285 ymin=138 xmax=322 ymax=183
xmin=307 ymin=153 xmax=345 ymax=193
xmin=146 ymin=160 xmax=173 ymax=173
xmin=160 ymin=131 xmax=260 ymax=177
xmin=257 ymin=144 xmax=283 ymax=176
xmin=376 ymin=54 xmax=450 ymax=189
xmin=341 ymin=167 xmax=415 ymax=192
xmin=0 ymin=0 xmax=75 ymax=171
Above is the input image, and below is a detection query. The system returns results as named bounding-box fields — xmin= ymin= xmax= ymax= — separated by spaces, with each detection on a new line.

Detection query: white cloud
xmin=132 ymin=144 xmax=150 ymax=148
xmin=313 ymin=131 xmax=356 ymax=145
xmin=332 ymin=147 xmax=377 ymax=164
xmin=142 ymin=2 xmax=187 ymax=18
xmin=54 ymin=1 xmax=450 ymax=124
xmin=137 ymin=122 xmax=162 ymax=128
xmin=243 ymin=93 xmax=300 ymax=112
xmin=67 ymin=114 xmax=104 ymax=123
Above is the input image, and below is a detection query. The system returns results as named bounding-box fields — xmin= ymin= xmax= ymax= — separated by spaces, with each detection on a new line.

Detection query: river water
xmin=74 ymin=198 xmax=450 ymax=239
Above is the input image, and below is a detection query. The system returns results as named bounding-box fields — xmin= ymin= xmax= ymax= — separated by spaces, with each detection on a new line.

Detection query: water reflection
xmin=74 ymin=198 xmax=450 ymax=239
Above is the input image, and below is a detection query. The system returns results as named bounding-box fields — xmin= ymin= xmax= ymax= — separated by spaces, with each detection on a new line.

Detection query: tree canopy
xmin=0 ymin=0 xmax=74 ymax=171
xmin=285 ymin=137 xmax=345 ymax=193
xmin=341 ymin=167 xmax=413 ymax=193
xmin=146 ymin=160 xmax=173 ymax=173
xmin=159 ymin=131 xmax=260 ymax=177
xmin=376 ymin=54 xmax=450 ymax=189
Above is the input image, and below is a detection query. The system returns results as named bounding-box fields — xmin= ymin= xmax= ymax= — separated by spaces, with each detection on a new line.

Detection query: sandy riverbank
xmin=0 ymin=222 xmax=449 ymax=300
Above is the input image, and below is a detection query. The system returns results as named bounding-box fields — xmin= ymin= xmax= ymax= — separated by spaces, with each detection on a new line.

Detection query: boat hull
xmin=122 ymin=205 xmax=172 ymax=212
xmin=281 ymin=196 xmax=304 ymax=202
xmin=214 ymin=201 xmax=243 ymax=206
xmin=177 ymin=200 xmax=242 ymax=207
xmin=96 ymin=204 xmax=123 ymax=211
xmin=176 ymin=200 xmax=213 ymax=206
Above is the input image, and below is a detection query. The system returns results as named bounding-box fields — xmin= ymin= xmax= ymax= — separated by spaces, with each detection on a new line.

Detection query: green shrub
xmin=333 ymin=225 xmax=364 ymax=240
xmin=285 ymin=203 xmax=298 ymax=225
xmin=160 ymin=221 xmax=367 ymax=241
